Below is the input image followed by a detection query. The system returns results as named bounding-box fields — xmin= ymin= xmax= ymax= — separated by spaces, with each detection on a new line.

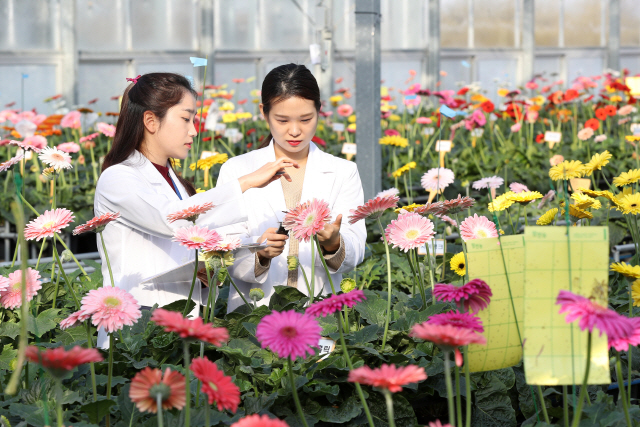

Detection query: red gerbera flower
xmin=26 ymin=345 xmax=103 ymax=378
xmin=584 ymin=118 xmax=600 ymax=131
xmin=129 ymin=367 xmax=186 ymax=413
xmin=166 ymin=202 xmax=215 ymax=223
xmin=595 ymin=108 xmax=608 ymax=121
xmin=190 ymin=356 xmax=240 ymax=412
xmin=73 ymin=212 xmax=120 ymax=235
xmin=231 ymin=414 xmax=289 ymax=427
xmin=151 ymin=308 xmax=229 ymax=345
xmin=605 ymin=105 xmax=617 ymax=116
xmin=564 ymin=89 xmax=579 ymax=102
xmin=348 ymin=364 xmax=427 ymax=393
xmin=480 ymin=100 xmax=494 ymax=113
xmin=535 ymin=133 xmax=545 ymax=143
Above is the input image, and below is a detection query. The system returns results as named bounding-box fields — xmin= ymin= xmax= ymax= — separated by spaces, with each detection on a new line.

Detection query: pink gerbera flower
xmin=348 ymin=364 xmax=427 ymax=393
xmin=459 ymin=214 xmax=498 ymax=241
xmin=231 ymin=414 xmax=289 ymax=427
xmin=556 ymin=290 xmax=633 ymax=340
xmin=421 ymin=168 xmax=455 ymax=192
xmin=337 ymin=104 xmax=354 ymax=117
xmin=167 ymin=202 xmax=215 ymax=223
xmin=609 ymin=317 xmax=640 ymax=351
xmin=509 ymin=182 xmax=529 ymax=193
xmin=24 ymin=208 xmax=75 ymax=241
xmin=0 ymin=268 xmax=42 ymax=309
xmin=414 ymin=201 xmax=447 ymax=216
xmin=375 ymin=188 xmax=400 ymax=198
xmin=256 ymin=310 xmax=321 ymax=360
xmin=204 ymin=235 xmax=242 ymax=252
xmin=10 ymin=136 xmax=47 ymax=153
xmin=283 ymin=199 xmax=331 ymax=243
xmin=435 ymin=214 xmax=457 ymax=228
xmin=440 ymin=195 xmax=475 ymax=214
xmin=73 ymin=212 xmax=120 ymax=235
xmin=79 ymin=132 xmax=99 ymax=143
xmin=472 ymin=176 xmax=504 ymax=190
xmin=427 ymin=311 xmax=484 ymax=333
xmin=384 ymin=212 xmax=435 ymax=252
xmin=60 ymin=111 xmax=81 ymax=129
xmin=410 ymin=322 xmax=486 ymax=364
xmin=173 ymin=225 xmax=221 ymax=250
xmin=433 ymin=279 xmax=492 ymax=313
xmin=97 ymin=122 xmax=116 ymax=137
xmin=151 ymin=308 xmax=229 ymax=345
xmin=348 ymin=195 xmax=400 ymax=224
xmin=80 ymin=286 xmax=141 ymax=333
xmin=56 ymin=142 xmax=81 ymax=153
xmin=428 ymin=420 xmax=453 ymax=427
xmin=0 ymin=153 xmax=24 ymax=173
xmin=306 ymin=290 xmax=366 ymax=317
xmin=60 ymin=310 xmax=91 ymax=329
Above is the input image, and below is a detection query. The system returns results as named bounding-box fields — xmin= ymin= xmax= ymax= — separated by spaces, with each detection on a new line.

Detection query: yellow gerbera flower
xmin=392 ymin=161 xmax=417 ymax=178
xmin=571 ymin=193 xmax=600 ymax=210
xmin=549 ymin=160 xmax=585 ymax=181
xmin=626 ymin=135 xmax=640 ymax=142
xmin=169 ymin=158 xmax=181 ymax=168
xmin=613 ymin=169 xmax=640 ymax=187
xmin=190 ymin=153 xmax=229 ymax=171
xmin=505 ymin=191 xmax=543 ymax=205
xmin=450 ymin=252 xmax=466 ymax=277
xmin=488 ymin=192 xmax=515 ymax=212
xmin=560 ymin=203 xmax=593 ymax=220
xmin=394 ymin=203 xmax=423 ymax=213
xmin=583 ymin=151 xmax=612 ymax=176
xmin=615 ymin=193 xmax=640 ymax=215
xmin=222 ymin=113 xmax=237 ymax=123
xmin=219 ymin=101 xmax=235 ymax=111
xmin=329 ymin=95 xmax=343 ymax=105
xmin=379 ymin=135 xmax=409 ymax=148
xmin=611 ymin=262 xmax=640 ymax=279
xmin=389 ymin=114 xmax=401 ymax=122
xmin=536 ymin=208 xmax=558 ymax=225
xmin=577 ymin=188 xmax=615 ymax=202
xmin=632 ymin=280 xmax=640 ymax=307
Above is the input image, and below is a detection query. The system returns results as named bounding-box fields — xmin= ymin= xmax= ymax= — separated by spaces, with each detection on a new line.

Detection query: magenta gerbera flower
xmin=609 ymin=317 xmax=640 ymax=351
xmin=283 ymin=199 xmax=332 ymax=243
xmin=421 ymin=168 xmax=455 ymax=192
xmin=73 ymin=212 xmax=120 ymax=235
xmin=348 ymin=195 xmax=400 ymax=224
xmin=384 ymin=212 xmax=435 ymax=252
xmin=472 ymin=176 xmax=504 ymax=190
xmin=433 ymin=279 xmax=492 ymax=313
xmin=306 ymin=290 xmax=366 ymax=317
xmin=459 ymin=214 xmax=498 ymax=242
xmin=256 ymin=310 xmax=322 ymax=360
xmin=556 ymin=290 xmax=633 ymax=340
xmin=173 ymin=225 xmax=221 ymax=250
xmin=427 ymin=311 xmax=484 ymax=333
xmin=79 ymin=286 xmax=142 ymax=333
xmin=0 ymin=153 xmax=24 ymax=173
xmin=0 ymin=268 xmax=42 ymax=309
xmin=24 ymin=208 xmax=75 ymax=241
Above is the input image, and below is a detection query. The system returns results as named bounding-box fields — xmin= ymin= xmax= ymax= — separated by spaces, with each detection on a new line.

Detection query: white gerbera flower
xmin=38 ymin=147 xmax=72 ymax=171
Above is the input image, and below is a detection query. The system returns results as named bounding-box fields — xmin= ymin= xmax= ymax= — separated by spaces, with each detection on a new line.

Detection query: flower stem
xmin=571 ymin=332 xmax=592 ymax=427
xmin=106 ymin=333 xmax=114 ymax=427
xmin=85 ymin=323 xmax=98 ymax=401
xmin=464 ymin=349 xmax=471 ymax=427
xmin=444 ymin=350 xmax=456 ymax=427
xmin=99 ymin=231 xmax=115 ymax=287
xmin=52 ymin=238 xmax=81 ymax=309
xmin=183 ymin=249 xmax=199 ymax=317
xmin=287 ymin=358 xmax=309 ymax=427
xmin=310 ymin=235 xmax=316 ymax=299
xmin=228 ymin=274 xmax=252 ymax=310
xmin=562 ymin=385 xmax=570 ymax=427
xmin=184 ymin=341 xmax=191 ymax=427
xmin=54 ymin=233 xmax=89 ymax=278
xmin=383 ymin=389 xmax=396 ymax=427
xmin=314 ymin=237 xmax=337 ymax=294
xmin=377 ymin=219 xmax=393 ymax=350
xmin=55 ymin=380 xmax=64 ymax=427
xmin=35 ymin=238 xmax=46 ymax=269
xmin=536 ymin=385 xmax=550 ymax=424
xmin=455 ymin=365 xmax=462 ymax=426
xmin=615 ymin=351 xmax=633 ymax=427
xmin=157 ymin=393 xmax=165 ymax=427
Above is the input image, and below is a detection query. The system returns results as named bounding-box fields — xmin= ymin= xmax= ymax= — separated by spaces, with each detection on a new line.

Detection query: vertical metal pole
xmin=200 ymin=0 xmax=214 ymax=78
xmin=59 ymin=0 xmax=77 ymax=105
xmin=320 ymin=0 xmax=334 ymax=103
xmin=355 ymin=0 xmax=381 ymax=200
xmin=521 ymin=0 xmax=535 ymax=84
xmin=426 ymin=0 xmax=440 ymax=91
xmin=607 ymin=0 xmax=620 ymax=71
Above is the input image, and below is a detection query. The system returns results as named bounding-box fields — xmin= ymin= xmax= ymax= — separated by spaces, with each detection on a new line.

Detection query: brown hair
xmin=258 ymin=64 xmax=321 ymax=149
xmin=102 ymin=72 xmax=197 ymax=196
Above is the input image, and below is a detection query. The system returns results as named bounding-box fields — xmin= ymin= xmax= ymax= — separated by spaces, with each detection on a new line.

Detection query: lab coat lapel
xmin=300 ymin=143 xmax=335 ymax=205
xmin=262 ymin=142 xmax=288 ymax=221
xmin=129 ymin=151 xmax=183 ymax=201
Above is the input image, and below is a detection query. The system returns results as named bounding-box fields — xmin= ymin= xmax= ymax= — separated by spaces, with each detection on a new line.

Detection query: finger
xmin=333 ymin=214 xmax=343 ymax=228
xmin=281 ymin=172 xmax=292 ymax=182
xmin=266 ymin=234 xmax=288 ymax=241
xmin=279 ymin=158 xmax=300 ymax=168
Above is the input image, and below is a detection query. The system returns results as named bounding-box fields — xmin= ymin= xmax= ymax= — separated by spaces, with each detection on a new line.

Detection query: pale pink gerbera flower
xmin=427 ymin=311 xmax=484 ymax=333
xmin=256 ymin=310 xmax=321 ymax=360
xmin=459 ymin=214 xmax=498 ymax=241
xmin=349 ymin=195 xmax=399 ymax=224
xmin=556 ymin=290 xmax=633 ymax=340
xmin=594 ymin=134 xmax=607 ymax=143
xmin=384 ymin=212 xmax=435 ymax=252
xmin=436 ymin=214 xmax=457 ymax=228
xmin=0 ymin=268 xmax=42 ymax=309
xmin=421 ymin=168 xmax=455 ymax=192
xmin=509 ymin=182 xmax=529 ymax=193
xmin=577 ymin=127 xmax=594 ymax=141
xmin=433 ymin=279 xmax=492 ymax=313
xmin=10 ymin=136 xmax=46 ymax=153
xmin=618 ymin=105 xmax=635 ymax=116
xmin=79 ymin=132 xmax=99 ymax=143
xmin=173 ymin=225 xmax=221 ymax=250
xmin=375 ymin=187 xmax=400 ymax=198
xmin=0 ymin=153 xmax=24 ymax=173
xmin=97 ymin=122 xmax=116 ymax=137
xmin=167 ymin=202 xmax=215 ymax=223
xmin=39 ymin=147 xmax=72 ymax=171
xmin=472 ymin=176 xmax=504 ymax=190
xmin=24 ymin=208 xmax=75 ymax=241
xmin=204 ymin=235 xmax=242 ymax=252
xmin=440 ymin=195 xmax=475 ymax=214
xmin=59 ymin=310 xmax=91 ymax=329
xmin=306 ymin=290 xmax=366 ymax=317
xmin=79 ymin=286 xmax=142 ymax=333
xmin=348 ymin=364 xmax=427 ymax=393
xmin=60 ymin=111 xmax=81 ymax=129
xmin=57 ymin=142 xmax=81 ymax=153
xmin=73 ymin=212 xmax=120 ymax=235
xmin=609 ymin=317 xmax=640 ymax=351
xmin=283 ymin=199 xmax=331 ymax=243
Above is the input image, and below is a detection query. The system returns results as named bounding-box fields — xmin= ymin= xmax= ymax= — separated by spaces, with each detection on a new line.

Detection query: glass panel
xmin=567 ymin=57 xmax=603 ymax=83
xmin=621 ymin=56 xmax=640 ymax=74
xmin=440 ymin=58 xmax=472 ymax=89
xmin=131 ymin=0 xmax=197 ymax=50
xmin=214 ymin=0 xmax=258 ymax=50
xmin=0 ymin=65 xmax=57 ymax=114
xmin=564 ymin=0 xmax=601 ymax=47
xmin=261 ymin=0 xmax=313 ymax=50
xmin=78 ymin=62 xmax=129 ymax=115
xmin=381 ymin=60 xmax=423 ymax=110
xmin=76 ymin=0 xmax=127 ymax=51
xmin=0 ymin=0 xmax=55 ymax=49
xmin=381 ymin=0 xmax=425 ymax=50
xmin=213 ymin=60 xmax=259 ymax=105
xmin=333 ymin=0 xmax=355 ymax=50
xmin=441 ymin=0 xmax=468 ymax=48
xmin=621 ymin=0 xmax=640 ymax=46
xmin=474 ymin=0 xmax=515 ymax=48
xmin=534 ymin=0 xmax=559 ymax=46
xmin=477 ymin=59 xmax=518 ymax=102
xmin=534 ymin=57 xmax=562 ymax=82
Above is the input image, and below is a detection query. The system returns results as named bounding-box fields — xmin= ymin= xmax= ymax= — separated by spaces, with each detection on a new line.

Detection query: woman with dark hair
xmin=94 ymin=73 xmax=296 ymax=333
xmin=217 ymin=64 xmax=366 ymax=311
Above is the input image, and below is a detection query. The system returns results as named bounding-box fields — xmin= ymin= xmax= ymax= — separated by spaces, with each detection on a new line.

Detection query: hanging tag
xmin=544 ymin=131 xmax=562 ymax=149
xmin=435 ymin=140 xmax=452 ymax=152
xmin=318 ymin=337 xmax=336 ymax=361
xmin=341 ymin=143 xmax=357 ymax=155
xmin=422 ymin=127 xmax=435 ymax=136
xmin=332 ymin=123 xmax=345 ymax=132
xmin=417 ymin=239 xmax=445 ymax=256
xmin=214 ymin=123 xmax=226 ymax=132
xmin=224 ymin=128 xmax=239 ymax=138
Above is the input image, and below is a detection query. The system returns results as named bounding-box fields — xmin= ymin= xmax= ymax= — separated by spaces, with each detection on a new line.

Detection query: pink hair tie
xmin=126 ymin=75 xmax=141 ymax=84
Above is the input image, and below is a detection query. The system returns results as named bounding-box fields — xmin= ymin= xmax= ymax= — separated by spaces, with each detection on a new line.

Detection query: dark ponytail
xmin=258 ymin=64 xmax=321 ymax=149
xmin=102 ymin=72 xmax=197 ymax=196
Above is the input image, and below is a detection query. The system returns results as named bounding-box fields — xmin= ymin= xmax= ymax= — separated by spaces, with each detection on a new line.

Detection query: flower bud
xmin=340 ymin=278 xmax=357 ymax=293
xmin=60 ymin=249 xmax=74 ymax=263
xmin=249 ymin=288 xmax=265 ymax=301
xmin=217 ymin=267 xmax=228 ymax=283
xmin=287 ymin=256 xmax=299 ymax=271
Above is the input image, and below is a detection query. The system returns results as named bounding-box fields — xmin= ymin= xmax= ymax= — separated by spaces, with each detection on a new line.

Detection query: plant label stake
xmin=318 ymin=337 xmax=336 ymax=361
xmin=341 ymin=142 xmax=357 ymax=161
xmin=436 ymin=140 xmax=452 ymax=168
xmin=569 ymin=178 xmax=591 ymax=191
xmin=544 ymin=131 xmax=562 ymax=149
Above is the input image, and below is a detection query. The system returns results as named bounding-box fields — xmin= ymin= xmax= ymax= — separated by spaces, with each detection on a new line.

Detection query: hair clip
xmin=126 ymin=75 xmax=141 ymax=84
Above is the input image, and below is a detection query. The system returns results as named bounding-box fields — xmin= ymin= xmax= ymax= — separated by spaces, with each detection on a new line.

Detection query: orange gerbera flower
xmin=595 ymin=108 xmax=608 ymax=121
xmin=564 ymin=89 xmax=579 ymax=102
xmin=129 ymin=367 xmax=186 ymax=413
xmin=585 ymin=118 xmax=600 ymax=130
xmin=605 ymin=105 xmax=617 ymax=116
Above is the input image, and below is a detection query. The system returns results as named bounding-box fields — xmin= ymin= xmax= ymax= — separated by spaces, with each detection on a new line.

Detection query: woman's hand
xmin=256 ymin=227 xmax=289 ymax=264
xmin=317 ymin=214 xmax=342 ymax=253
xmin=238 ymin=158 xmax=299 ymax=192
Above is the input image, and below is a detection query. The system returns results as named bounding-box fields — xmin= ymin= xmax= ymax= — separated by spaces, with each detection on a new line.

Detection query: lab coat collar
xmin=124 ymin=150 xmax=184 ymax=199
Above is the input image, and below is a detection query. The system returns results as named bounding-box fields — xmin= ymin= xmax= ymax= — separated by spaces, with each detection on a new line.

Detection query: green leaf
xmin=354 ymin=291 xmax=391 ymax=326
xmin=118 ymin=334 xmax=147 ymax=355
xmin=244 ymin=391 xmax=278 ymax=414
xmin=80 ymin=399 xmax=116 ymax=424
xmin=0 ymin=322 xmax=20 ymax=339
xmin=471 ymin=372 xmax=517 ymax=427
xmin=160 ymin=298 xmax=195 ymax=314
xmin=117 ymin=384 xmax=138 ymax=425
xmin=367 ymin=392 xmax=417 ymax=427
xmin=27 ymin=308 xmax=60 ymax=338
xmin=0 ymin=344 xmax=17 ymax=370
xmin=350 ymin=324 xmax=379 ymax=343
xmin=94 ymin=375 xmax=128 ymax=387
xmin=315 ymin=394 xmax=362 ymax=423
xmin=54 ymin=325 xmax=90 ymax=345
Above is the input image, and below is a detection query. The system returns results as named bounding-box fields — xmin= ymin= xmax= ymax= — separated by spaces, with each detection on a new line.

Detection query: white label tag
xmin=341 ymin=143 xmax=357 ymax=155
xmin=471 ymin=128 xmax=484 ymax=137
xmin=631 ymin=123 xmax=640 ymax=135
xmin=332 ymin=123 xmax=345 ymax=132
xmin=224 ymin=128 xmax=239 ymax=138
xmin=200 ymin=150 xmax=217 ymax=160
xmin=318 ymin=337 xmax=336 ymax=360
xmin=204 ymin=111 xmax=219 ymax=131
xmin=435 ymin=140 xmax=452 ymax=152
xmin=24 ymin=150 xmax=33 ymax=160
xmin=417 ymin=239 xmax=445 ymax=256
xmin=544 ymin=131 xmax=562 ymax=143
xmin=214 ymin=123 xmax=226 ymax=132
xmin=422 ymin=127 xmax=435 ymax=136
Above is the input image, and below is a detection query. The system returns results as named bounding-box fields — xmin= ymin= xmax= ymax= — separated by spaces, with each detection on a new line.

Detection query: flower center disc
xmin=42 ymin=220 xmax=56 ymax=229
xmin=280 ymin=326 xmax=298 ymax=339
xmin=476 ymin=229 xmax=487 ymax=238
xmin=104 ymin=296 xmax=121 ymax=307
xmin=190 ymin=236 xmax=206 ymax=243
xmin=52 ymin=154 xmax=64 ymax=162
xmin=405 ymin=229 xmax=419 ymax=240
xmin=303 ymin=214 xmax=316 ymax=227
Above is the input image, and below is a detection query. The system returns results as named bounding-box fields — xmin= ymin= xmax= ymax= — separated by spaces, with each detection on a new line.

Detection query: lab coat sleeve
xmin=320 ymin=162 xmax=366 ymax=274
xmin=94 ymin=165 xmax=247 ymax=240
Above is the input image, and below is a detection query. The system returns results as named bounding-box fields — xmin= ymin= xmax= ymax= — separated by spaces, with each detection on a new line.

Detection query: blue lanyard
xmin=168 ymin=174 xmax=182 ymax=200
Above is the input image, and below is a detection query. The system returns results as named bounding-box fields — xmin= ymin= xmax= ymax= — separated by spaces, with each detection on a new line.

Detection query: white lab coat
xmin=217 ymin=141 xmax=366 ymax=312
xmin=93 ymin=150 xmax=248 ymax=346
